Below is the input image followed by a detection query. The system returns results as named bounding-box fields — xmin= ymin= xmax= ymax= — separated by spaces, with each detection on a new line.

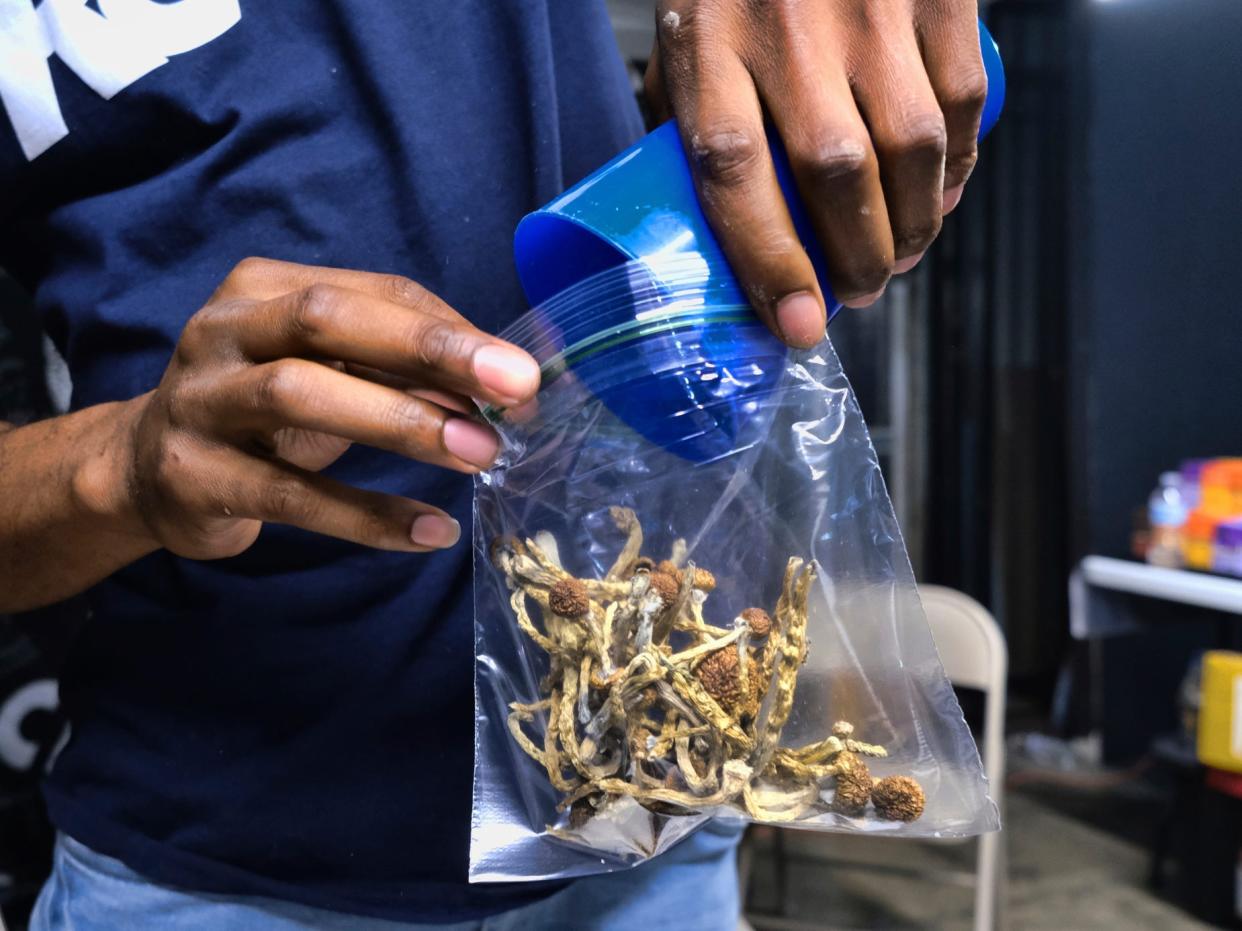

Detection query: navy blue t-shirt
xmin=0 ymin=1 xmax=642 ymax=921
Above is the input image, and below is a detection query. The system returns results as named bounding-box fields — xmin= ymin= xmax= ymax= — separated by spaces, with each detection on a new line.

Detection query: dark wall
xmin=1068 ymin=0 xmax=1242 ymax=761
xmin=924 ymin=0 xmax=1242 ymax=697
xmin=1070 ymin=0 xmax=1242 ymax=559
xmin=924 ymin=0 xmax=1073 ymax=687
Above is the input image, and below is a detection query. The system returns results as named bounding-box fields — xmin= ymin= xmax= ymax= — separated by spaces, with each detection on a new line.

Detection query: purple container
xmin=1214 ymin=519 xmax=1242 ymax=578
xmin=1182 ymin=459 xmax=1211 ymax=483
xmin=1181 ymin=458 xmax=1210 ymax=509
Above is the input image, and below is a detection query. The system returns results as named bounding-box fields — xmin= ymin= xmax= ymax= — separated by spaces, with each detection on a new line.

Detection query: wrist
xmin=70 ymin=393 xmax=159 ymax=549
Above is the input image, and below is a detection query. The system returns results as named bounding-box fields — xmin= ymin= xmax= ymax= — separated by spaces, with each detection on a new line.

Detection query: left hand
xmin=645 ymin=0 xmax=987 ymax=347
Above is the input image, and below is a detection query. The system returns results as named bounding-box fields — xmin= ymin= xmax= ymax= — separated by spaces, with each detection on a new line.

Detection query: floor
xmin=743 ymin=788 xmax=1214 ymax=930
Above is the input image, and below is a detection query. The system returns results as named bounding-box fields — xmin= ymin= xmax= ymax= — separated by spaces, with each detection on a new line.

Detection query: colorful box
xmin=1199 ymin=651 xmax=1242 ymax=773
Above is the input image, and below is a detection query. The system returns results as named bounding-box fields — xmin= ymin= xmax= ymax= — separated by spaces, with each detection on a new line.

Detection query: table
xmin=1071 ymin=556 xmax=1242 ymax=640
xmin=1068 ymin=557 xmax=1242 ymax=761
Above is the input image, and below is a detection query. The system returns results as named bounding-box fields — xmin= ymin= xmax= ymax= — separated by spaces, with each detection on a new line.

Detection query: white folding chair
xmin=742 ymin=585 xmax=1008 ymax=931
xmin=920 ymin=585 xmax=1008 ymax=931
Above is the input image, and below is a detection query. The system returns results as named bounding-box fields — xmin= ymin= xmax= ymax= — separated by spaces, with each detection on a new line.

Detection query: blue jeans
xmin=31 ymin=825 xmax=743 ymax=930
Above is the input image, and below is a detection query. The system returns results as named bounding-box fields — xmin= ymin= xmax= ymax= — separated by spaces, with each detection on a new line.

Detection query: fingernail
xmin=473 ymin=345 xmax=539 ymax=405
xmin=893 ymin=251 xmax=925 ymax=275
xmin=943 ymin=184 xmax=965 ymax=215
xmin=841 ymin=288 xmax=886 ymax=309
xmin=775 ymin=292 xmax=825 ymax=349
xmin=443 ymin=417 xmax=499 ymax=468
xmin=410 ymin=514 xmax=461 ymax=549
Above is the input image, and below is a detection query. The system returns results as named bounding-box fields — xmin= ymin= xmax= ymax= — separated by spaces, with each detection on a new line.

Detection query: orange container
xmin=1201 ymin=459 xmax=1242 ymax=516
xmin=1184 ymin=510 xmax=1221 ymax=570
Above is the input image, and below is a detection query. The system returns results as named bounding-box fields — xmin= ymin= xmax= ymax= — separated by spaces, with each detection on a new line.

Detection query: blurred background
xmin=3 ymin=0 xmax=1242 ymax=928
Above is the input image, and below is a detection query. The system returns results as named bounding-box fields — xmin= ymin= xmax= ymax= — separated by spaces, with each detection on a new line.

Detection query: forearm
xmin=0 ymin=396 xmax=159 ymax=612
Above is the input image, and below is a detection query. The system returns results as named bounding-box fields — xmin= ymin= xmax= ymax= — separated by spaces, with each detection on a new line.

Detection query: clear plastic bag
xmin=469 ymin=255 xmax=998 ymax=883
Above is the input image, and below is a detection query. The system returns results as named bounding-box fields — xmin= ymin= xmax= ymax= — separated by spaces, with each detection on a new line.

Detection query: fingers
xmin=213 ymin=359 xmax=499 ymax=472
xmin=215 ymin=259 xmax=461 ymax=324
xmin=917 ymin=4 xmax=988 ymax=213
xmin=204 ymin=444 xmax=461 ymax=552
xmin=343 ymin=363 xmax=476 ymax=414
xmin=656 ymin=4 xmax=825 ymax=348
xmin=851 ymin=23 xmax=949 ymax=270
xmin=221 ymin=284 xmax=539 ymax=408
xmin=753 ymin=46 xmax=893 ymax=309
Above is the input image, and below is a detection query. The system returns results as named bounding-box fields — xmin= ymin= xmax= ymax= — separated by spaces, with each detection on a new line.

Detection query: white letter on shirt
xmin=0 ymin=0 xmax=68 ymax=160
xmin=0 ymin=0 xmax=241 ymax=161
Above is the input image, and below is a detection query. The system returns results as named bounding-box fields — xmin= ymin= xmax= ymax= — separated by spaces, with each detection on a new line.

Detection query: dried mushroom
xmin=697 ymin=648 xmax=744 ymax=709
xmin=549 ymin=578 xmax=590 ymax=618
xmin=690 ymin=568 xmax=717 ymax=592
xmin=496 ymin=507 xmax=926 ymax=830
xmin=871 ymin=776 xmax=926 ymax=823
xmin=741 ymin=607 xmax=772 ymax=638
xmin=646 ymin=571 xmax=680 ymax=607
xmin=830 ymin=752 xmax=872 ymax=817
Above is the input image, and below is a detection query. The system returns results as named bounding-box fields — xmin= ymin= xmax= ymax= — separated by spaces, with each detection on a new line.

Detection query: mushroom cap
xmin=488 ymin=535 xmax=525 ymax=567
xmin=690 ymin=567 xmax=716 ymax=592
xmin=696 ymin=648 xmax=766 ymax=719
xmin=871 ymin=775 xmax=926 ymax=822
xmin=697 ymin=648 xmax=742 ymax=707
xmin=696 ymin=648 xmax=751 ymax=714
xmin=741 ymin=607 xmax=772 ymax=637
xmin=830 ymin=751 xmax=872 ymax=816
xmin=834 ymin=775 xmax=872 ymax=816
xmin=548 ymin=577 xmax=590 ymax=618
xmin=631 ymin=556 xmax=656 ymax=573
xmin=647 ymin=571 xmax=680 ymax=606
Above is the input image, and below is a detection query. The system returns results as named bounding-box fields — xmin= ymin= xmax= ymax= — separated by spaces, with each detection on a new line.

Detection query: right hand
xmin=119 ymin=258 xmax=540 ymax=560
xmin=643 ymin=0 xmax=987 ymax=346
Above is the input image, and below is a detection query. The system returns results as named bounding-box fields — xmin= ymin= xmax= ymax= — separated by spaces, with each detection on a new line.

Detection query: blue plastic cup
xmin=507 ymin=21 xmax=1005 ymax=463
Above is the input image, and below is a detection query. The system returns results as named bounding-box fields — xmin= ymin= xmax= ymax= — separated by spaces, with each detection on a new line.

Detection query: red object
xmin=1206 ymin=767 xmax=1242 ymax=799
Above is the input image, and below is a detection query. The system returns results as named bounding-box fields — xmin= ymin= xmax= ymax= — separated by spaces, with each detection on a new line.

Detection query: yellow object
xmin=1183 ymin=511 xmax=1219 ymax=571
xmin=1184 ymin=539 xmax=1215 ymax=571
xmin=1198 ymin=651 xmax=1242 ymax=773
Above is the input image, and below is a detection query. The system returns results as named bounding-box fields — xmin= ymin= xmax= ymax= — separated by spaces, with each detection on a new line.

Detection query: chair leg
xmin=995 ymin=829 xmax=1009 ymax=931
xmin=974 ymin=829 xmax=1003 ymax=931
xmin=773 ymin=827 xmax=789 ymax=917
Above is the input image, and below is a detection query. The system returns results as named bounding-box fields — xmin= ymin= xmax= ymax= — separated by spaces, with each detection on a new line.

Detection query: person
xmin=0 ymin=1 xmax=987 ymax=927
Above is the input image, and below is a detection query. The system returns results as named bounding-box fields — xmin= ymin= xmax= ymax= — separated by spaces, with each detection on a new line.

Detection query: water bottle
xmin=1148 ymin=471 xmax=1189 ymax=568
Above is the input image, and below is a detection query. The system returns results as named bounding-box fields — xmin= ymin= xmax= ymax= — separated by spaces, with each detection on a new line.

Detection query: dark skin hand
xmin=0 ymin=259 xmax=540 ymax=610
xmin=124 ymin=259 xmax=539 ymax=560
xmin=645 ymin=0 xmax=988 ymax=347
